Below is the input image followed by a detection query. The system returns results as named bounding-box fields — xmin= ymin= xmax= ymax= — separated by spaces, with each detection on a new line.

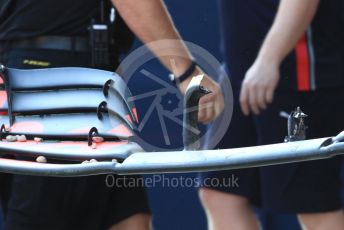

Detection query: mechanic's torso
xmin=220 ymin=0 xmax=344 ymax=91
xmin=0 ymin=0 xmax=102 ymax=40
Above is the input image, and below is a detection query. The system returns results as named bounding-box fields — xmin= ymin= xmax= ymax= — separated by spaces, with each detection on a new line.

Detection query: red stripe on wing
xmin=10 ymin=122 xmax=44 ymax=133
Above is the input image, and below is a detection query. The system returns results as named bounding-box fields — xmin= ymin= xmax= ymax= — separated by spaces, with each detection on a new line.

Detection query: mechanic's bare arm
xmin=240 ymin=0 xmax=320 ymax=115
xmin=256 ymin=0 xmax=320 ymax=64
xmin=112 ymin=0 xmax=191 ymax=77
xmin=112 ymin=0 xmax=224 ymax=123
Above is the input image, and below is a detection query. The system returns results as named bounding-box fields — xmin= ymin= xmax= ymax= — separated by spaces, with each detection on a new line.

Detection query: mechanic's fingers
xmin=209 ymin=84 xmax=224 ymax=120
xmin=203 ymin=101 xmax=215 ymax=124
xmin=205 ymin=100 xmax=214 ymax=122
xmin=265 ymin=87 xmax=275 ymax=104
xmin=198 ymin=105 xmax=206 ymax=122
xmin=198 ymin=94 xmax=214 ymax=123
xmin=240 ymin=85 xmax=250 ymax=116
xmin=198 ymin=95 xmax=208 ymax=122
xmin=257 ymin=87 xmax=267 ymax=110
xmin=248 ymin=86 xmax=260 ymax=115
xmin=196 ymin=75 xmax=225 ymax=123
xmin=214 ymin=90 xmax=224 ymax=118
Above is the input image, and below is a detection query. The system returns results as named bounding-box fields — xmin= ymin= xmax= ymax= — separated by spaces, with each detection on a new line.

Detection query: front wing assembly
xmin=0 ymin=65 xmax=343 ymax=177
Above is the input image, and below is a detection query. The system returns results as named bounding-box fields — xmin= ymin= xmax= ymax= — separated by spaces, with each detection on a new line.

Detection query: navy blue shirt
xmin=219 ymin=0 xmax=344 ymax=91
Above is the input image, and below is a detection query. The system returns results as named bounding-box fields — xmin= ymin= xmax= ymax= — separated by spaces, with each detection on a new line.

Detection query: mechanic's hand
xmin=240 ymin=59 xmax=280 ymax=115
xmin=179 ymin=67 xmax=224 ymax=124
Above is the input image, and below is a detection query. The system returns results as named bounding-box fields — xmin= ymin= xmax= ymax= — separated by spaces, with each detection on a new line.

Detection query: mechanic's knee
xmin=199 ymin=187 xmax=249 ymax=211
xmin=298 ymin=210 xmax=344 ymax=230
xmin=109 ymin=213 xmax=151 ymax=230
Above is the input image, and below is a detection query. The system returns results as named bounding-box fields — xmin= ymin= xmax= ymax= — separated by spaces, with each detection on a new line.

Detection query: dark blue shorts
xmin=199 ymin=88 xmax=344 ymax=213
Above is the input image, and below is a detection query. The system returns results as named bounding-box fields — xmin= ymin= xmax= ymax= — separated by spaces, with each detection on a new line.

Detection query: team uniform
xmin=0 ymin=1 xmax=150 ymax=229
xmin=200 ymin=0 xmax=344 ymax=212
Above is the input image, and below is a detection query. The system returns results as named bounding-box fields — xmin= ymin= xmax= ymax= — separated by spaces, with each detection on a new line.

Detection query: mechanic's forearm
xmin=257 ymin=0 xmax=320 ymax=64
xmin=111 ymin=0 xmax=194 ymax=77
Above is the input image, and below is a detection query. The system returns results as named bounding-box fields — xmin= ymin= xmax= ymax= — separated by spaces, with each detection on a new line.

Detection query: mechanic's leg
xmin=253 ymin=89 xmax=344 ymax=230
xmin=199 ymin=188 xmax=260 ymax=230
xmin=109 ymin=213 xmax=151 ymax=230
xmin=298 ymin=210 xmax=344 ymax=230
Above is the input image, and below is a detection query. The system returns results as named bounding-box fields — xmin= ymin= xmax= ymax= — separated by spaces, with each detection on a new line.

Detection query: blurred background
xmin=0 ymin=1 xmax=343 ymax=230
xmin=126 ymin=1 xmax=344 ymax=229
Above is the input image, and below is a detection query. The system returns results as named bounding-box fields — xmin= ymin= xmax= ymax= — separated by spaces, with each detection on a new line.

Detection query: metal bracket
xmin=284 ymin=107 xmax=307 ymax=142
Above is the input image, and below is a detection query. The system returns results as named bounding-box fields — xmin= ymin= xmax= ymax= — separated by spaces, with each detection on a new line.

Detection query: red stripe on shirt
xmin=295 ymin=33 xmax=310 ymax=91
